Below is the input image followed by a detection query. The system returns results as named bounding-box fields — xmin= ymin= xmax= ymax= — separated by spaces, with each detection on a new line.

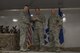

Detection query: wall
xmin=63 ymin=10 xmax=80 ymax=47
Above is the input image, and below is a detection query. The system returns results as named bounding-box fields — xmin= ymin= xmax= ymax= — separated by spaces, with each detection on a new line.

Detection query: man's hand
xmin=35 ymin=17 xmax=39 ymax=20
xmin=32 ymin=16 xmax=38 ymax=21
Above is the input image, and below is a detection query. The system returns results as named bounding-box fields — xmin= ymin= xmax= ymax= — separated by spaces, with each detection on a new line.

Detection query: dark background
xmin=0 ymin=0 xmax=80 ymax=10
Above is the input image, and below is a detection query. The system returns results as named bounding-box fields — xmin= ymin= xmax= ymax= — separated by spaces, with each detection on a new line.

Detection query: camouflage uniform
xmin=33 ymin=15 xmax=45 ymax=50
xmin=19 ymin=13 xmax=30 ymax=51
xmin=48 ymin=15 xmax=62 ymax=51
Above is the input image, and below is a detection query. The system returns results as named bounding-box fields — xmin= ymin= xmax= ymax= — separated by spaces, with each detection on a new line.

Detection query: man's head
xmin=51 ymin=8 xmax=56 ymax=15
xmin=35 ymin=8 xmax=40 ymax=15
xmin=23 ymin=5 xmax=29 ymax=13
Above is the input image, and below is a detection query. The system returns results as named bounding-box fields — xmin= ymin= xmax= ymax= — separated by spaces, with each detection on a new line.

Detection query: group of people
xmin=19 ymin=5 xmax=63 ymax=52
xmin=0 ymin=25 xmax=19 ymax=33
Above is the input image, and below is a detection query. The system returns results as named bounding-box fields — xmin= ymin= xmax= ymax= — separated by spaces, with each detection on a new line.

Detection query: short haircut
xmin=24 ymin=4 xmax=29 ymax=7
xmin=35 ymin=8 xmax=40 ymax=11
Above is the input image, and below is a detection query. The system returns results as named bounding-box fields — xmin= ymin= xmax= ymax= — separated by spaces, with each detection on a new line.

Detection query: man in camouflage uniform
xmin=48 ymin=9 xmax=62 ymax=51
xmin=19 ymin=5 xmax=30 ymax=51
xmin=32 ymin=8 xmax=45 ymax=51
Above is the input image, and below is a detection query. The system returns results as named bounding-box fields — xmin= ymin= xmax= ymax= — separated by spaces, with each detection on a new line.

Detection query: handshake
xmin=32 ymin=16 xmax=39 ymax=21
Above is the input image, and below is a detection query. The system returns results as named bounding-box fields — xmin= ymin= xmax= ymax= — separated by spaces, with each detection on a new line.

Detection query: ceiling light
xmin=63 ymin=17 xmax=66 ymax=22
xmin=13 ymin=19 xmax=18 ymax=22
xmin=31 ymin=14 xmax=33 ymax=17
xmin=0 ymin=16 xmax=5 ymax=18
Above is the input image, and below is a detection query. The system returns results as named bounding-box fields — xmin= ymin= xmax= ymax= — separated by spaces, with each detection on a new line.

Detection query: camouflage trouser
xmin=20 ymin=25 xmax=28 ymax=50
xmin=33 ymin=28 xmax=44 ymax=48
xmin=49 ymin=28 xmax=60 ymax=48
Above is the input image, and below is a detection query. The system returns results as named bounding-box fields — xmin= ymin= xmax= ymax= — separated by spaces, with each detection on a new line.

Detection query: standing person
xmin=48 ymin=9 xmax=62 ymax=51
xmin=19 ymin=5 xmax=31 ymax=51
xmin=32 ymin=8 xmax=45 ymax=51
